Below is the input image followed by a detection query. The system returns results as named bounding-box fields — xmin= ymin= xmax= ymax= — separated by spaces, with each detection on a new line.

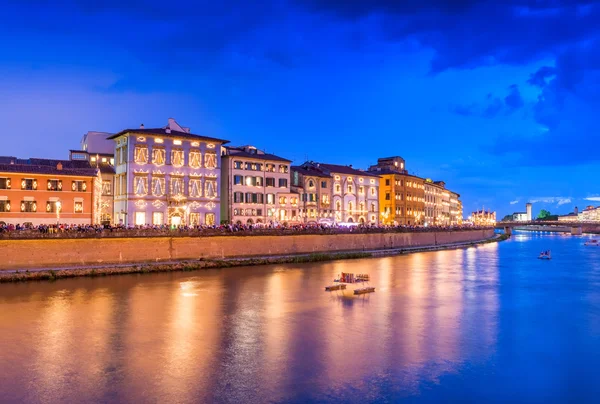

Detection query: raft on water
xmin=325 ymin=284 xmax=347 ymax=291
xmin=354 ymin=286 xmax=375 ymax=295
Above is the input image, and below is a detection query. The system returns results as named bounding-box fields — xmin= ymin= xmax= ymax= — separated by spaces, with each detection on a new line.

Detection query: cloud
xmin=585 ymin=196 xmax=600 ymax=201
xmin=510 ymin=200 xmax=519 ymax=204
xmin=528 ymin=197 xmax=572 ymax=205
xmin=451 ymin=84 xmax=524 ymax=118
xmin=504 ymin=84 xmax=524 ymax=112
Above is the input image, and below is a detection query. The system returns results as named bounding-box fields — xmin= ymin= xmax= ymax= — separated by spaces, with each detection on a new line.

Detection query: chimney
xmin=140 ymin=123 xmax=145 ymax=129
xmin=56 ymin=162 xmax=63 ymax=171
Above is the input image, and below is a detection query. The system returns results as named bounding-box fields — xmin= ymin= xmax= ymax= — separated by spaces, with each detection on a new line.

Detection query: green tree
xmin=501 ymin=214 xmax=513 ymax=221
xmin=538 ymin=209 xmax=552 ymax=219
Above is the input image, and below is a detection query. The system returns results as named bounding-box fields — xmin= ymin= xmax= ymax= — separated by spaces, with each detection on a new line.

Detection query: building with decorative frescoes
xmin=108 ymin=118 xmax=229 ymax=226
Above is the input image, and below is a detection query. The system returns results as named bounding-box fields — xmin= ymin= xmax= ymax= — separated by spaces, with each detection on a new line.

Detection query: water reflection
xmin=0 ymin=237 xmax=522 ymax=402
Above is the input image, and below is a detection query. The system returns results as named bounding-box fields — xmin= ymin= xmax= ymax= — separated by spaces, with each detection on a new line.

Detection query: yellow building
xmin=368 ymin=157 xmax=425 ymax=225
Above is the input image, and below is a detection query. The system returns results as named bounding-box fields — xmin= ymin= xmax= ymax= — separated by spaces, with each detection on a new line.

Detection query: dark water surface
xmin=2 ymin=232 xmax=600 ymax=403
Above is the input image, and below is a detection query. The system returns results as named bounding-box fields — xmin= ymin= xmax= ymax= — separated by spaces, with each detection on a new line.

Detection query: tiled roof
xmin=0 ymin=164 xmax=98 ymax=177
xmin=107 ymin=128 xmax=229 ymax=144
xmin=225 ymin=149 xmax=292 ymax=162
xmin=313 ymin=163 xmax=381 ymax=178
xmin=291 ymin=166 xmax=330 ymax=178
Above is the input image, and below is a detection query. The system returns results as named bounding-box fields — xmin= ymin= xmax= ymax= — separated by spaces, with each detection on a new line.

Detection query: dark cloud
xmin=451 ymin=85 xmax=524 ymax=118
xmin=504 ymin=85 xmax=524 ymax=112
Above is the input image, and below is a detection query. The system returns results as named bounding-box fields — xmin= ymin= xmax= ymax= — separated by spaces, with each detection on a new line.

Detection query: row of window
xmin=0 ymin=178 xmax=87 ymax=192
xmin=233 ymin=192 xmax=277 ymax=205
xmin=307 ymin=180 xmax=328 ymax=189
xmin=133 ymin=177 xmax=218 ymax=198
xmin=0 ymin=200 xmax=84 ymax=213
xmin=130 ymin=146 xmax=218 ymax=169
xmin=233 ymin=176 xmax=288 ymax=188
xmin=333 ymin=184 xmax=377 ymax=196
xmin=233 ymin=161 xmax=289 ymax=173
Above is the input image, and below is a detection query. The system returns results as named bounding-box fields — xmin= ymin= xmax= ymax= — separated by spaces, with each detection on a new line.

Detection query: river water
xmin=2 ymin=231 xmax=600 ymax=403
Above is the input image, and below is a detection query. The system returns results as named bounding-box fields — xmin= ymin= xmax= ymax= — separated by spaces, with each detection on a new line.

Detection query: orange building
xmin=0 ymin=157 xmax=100 ymax=226
xmin=368 ymin=156 xmax=425 ymax=225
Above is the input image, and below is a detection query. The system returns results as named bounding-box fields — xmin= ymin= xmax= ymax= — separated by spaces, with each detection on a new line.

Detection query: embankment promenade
xmin=0 ymin=229 xmax=495 ymax=277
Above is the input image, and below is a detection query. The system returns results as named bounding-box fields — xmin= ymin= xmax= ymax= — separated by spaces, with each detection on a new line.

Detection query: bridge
xmin=496 ymin=221 xmax=586 ymax=236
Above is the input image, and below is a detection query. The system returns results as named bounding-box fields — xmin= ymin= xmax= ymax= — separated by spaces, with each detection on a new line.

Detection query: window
xmin=74 ymin=201 xmax=83 ymax=213
xmin=371 ymin=203 xmax=376 ymax=212
xmin=134 ymin=145 xmax=148 ymax=164
xmin=152 ymin=148 xmax=166 ymax=165
xmin=234 ymin=161 xmax=243 ymax=169
xmin=72 ymin=181 xmax=87 ymax=192
xmin=256 ymin=176 xmax=263 ymax=187
xmin=134 ymin=177 xmax=148 ymax=196
xmin=321 ymin=181 xmax=327 ymax=189
xmin=279 ymin=196 xmax=287 ymax=204
xmin=359 ymin=202 xmax=365 ymax=212
xmin=385 ymin=179 xmax=390 ymax=186
xmin=21 ymin=178 xmax=37 ymax=190
xmin=321 ymin=194 xmax=329 ymax=204
xmin=205 ymin=179 xmax=217 ymax=198
xmin=266 ymin=193 xmax=275 ymax=204
xmin=308 ymin=180 xmax=314 ymax=188
xmin=47 ymin=179 xmax=62 ymax=191
xmin=347 ymin=185 xmax=353 ymax=193
xmin=370 ymin=187 xmax=376 ymax=196
xmin=189 ymin=179 xmax=202 ymax=197
xmin=266 ymin=163 xmax=275 ymax=172
xmin=0 ymin=200 xmax=10 ymax=212
xmin=171 ymin=149 xmax=184 ymax=167
xmin=266 ymin=177 xmax=275 ymax=187
xmin=256 ymin=209 xmax=263 ymax=216
xmin=189 ymin=150 xmax=201 ymax=168
xmin=205 ymin=213 xmax=215 ymax=226
xmin=102 ymin=181 xmax=112 ymax=196
xmin=336 ymin=201 xmax=341 ymax=211
xmin=257 ymin=193 xmax=264 ymax=203
xmin=385 ymin=193 xmax=390 ymax=200
xmin=234 ymin=192 xmax=244 ymax=203
xmin=335 ymin=184 xmax=341 ymax=193
xmin=189 ymin=213 xmax=199 ymax=226
xmin=204 ymin=152 xmax=217 ymax=169
xmin=232 ymin=175 xmax=242 ymax=185
xmin=153 ymin=212 xmax=164 ymax=225
xmin=135 ymin=212 xmax=145 ymax=225
xmin=0 ymin=178 xmax=10 ymax=190
xmin=171 ymin=178 xmax=184 ymax=196
xmin=348 ymin=202 xmax=353 ymax=212
xmin=46 ymin=201 xmax=59 ymax=213
xmin=359 ymin=186 xmax=364 ymax=194
xmin=279 ymin=165 xmax=288 ymax=173
xmin=279 ymin=178 xmax=288 ymax=188
xmin=152 ymin=177 xmax=166 ymax=196
xmin=21 ymin=201 xmax=37 ymax=212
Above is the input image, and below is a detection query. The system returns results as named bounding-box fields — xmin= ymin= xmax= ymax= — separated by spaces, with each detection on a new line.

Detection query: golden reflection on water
xmin=0 ymin=244 xmax=500 ymax=402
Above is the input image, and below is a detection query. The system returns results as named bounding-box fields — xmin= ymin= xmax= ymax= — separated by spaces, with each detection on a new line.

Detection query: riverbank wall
xmin=0 ymin=229 xmax=494 ymax=271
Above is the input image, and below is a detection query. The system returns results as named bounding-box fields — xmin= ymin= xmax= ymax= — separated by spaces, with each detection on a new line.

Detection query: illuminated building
xmin=0 ymin=156 xmax=100 ymax=225
xmin=470 ymin=209 xmax=496 ymax=225
xmin=558 ymin=207 xmax=579 ymax=222
xmin=511 ymin=202 xmax=532 ymax=222
xmin=578 ymin=206 xmax=600 ymax=221
xmin=108 ymin=118 xmax=229 ymax=226
xmin=221 ymin=145 xmax=295 ymax=225
xmin=368 ymin=157 xmax=424 ymax=225
xmin=294 ymin=162 xmax=380 ymax=225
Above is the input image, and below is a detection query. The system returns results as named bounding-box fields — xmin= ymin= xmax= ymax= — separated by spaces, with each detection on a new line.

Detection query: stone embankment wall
xmin=0 ymin=229 xmax=494 ymax=270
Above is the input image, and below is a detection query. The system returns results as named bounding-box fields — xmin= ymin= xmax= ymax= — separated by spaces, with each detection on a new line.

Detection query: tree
xmin=538 ymin=209 xmax=552 ymax=219
xmin=501 ymin=214 xmax=513 ymax=222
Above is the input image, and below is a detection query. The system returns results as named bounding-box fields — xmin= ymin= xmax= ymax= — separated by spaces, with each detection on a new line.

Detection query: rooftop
xmin=224 ymin=146 xmax=291 ymax=163
xmin=0 ymin=156 xmax=98 ymax=177
xmin=307 ymin=162 xmax=380 ymax=178
xmin=107 ymin=118 xmax=229 ymax=144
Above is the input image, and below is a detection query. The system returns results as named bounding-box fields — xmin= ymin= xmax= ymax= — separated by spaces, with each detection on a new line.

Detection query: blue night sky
xmin=1 ymin=0 xmax=599 ymax=217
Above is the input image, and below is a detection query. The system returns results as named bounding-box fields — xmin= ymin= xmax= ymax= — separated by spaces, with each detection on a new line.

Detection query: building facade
xmin=0 ymin=157 xmax=100 ymax=226
xmin=368 ymin=157 xmax=424 ymax=225
xmin=424 ymin=180 xmax=445 ymax=226
xmin=291 ymin=165 xmax=332 ymax=224
xmin=221 ymin=145 xmax=294 ymax=225
xmin=294 ymin=162 xmax=380 ymax=225
xmin=470 ymin=209 xmax=496 ymax=225
xmin=108 ymin=118 xmax=229 ymax=226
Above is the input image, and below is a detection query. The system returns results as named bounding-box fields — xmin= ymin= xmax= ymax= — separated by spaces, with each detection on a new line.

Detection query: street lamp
xmin=55 ymin=201 xmax=61 ymax=225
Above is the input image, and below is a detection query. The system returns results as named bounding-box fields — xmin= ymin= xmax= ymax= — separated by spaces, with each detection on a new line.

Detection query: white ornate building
xmin=109 ymin=118 xmax=229 ymax=226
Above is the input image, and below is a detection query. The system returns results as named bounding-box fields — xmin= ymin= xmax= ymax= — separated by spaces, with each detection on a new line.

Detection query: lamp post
xmin=56 ymin=201 xmax=61 ymax=225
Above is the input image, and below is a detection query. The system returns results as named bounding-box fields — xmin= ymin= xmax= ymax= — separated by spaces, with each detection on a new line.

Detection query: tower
xmin=526 ymin=203 xmax=532 ymax=221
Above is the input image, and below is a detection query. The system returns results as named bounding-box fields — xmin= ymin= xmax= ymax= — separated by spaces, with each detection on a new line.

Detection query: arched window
xmin=336 ymin=200 xmax=341 ymax=211
xmin=348 ymin=202 xmax=353 ymax=212
xmin=308 ymin=180 xmax=314 ymax=188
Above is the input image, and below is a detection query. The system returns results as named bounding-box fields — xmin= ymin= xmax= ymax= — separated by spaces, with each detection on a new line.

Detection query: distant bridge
xmin=496 ymin=221 xmax=588 ymax=236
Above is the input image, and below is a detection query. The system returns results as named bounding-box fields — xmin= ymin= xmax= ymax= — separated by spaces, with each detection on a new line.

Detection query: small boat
xmin=325 ymin=284 xmax=346 ymax=291
xmin=354 ymin=286 xmax=375 ymax=295
xmin=585 ymin=240 xmax=599 ymax=246
xmin=538 ymin=250 xmax=552 ymax=260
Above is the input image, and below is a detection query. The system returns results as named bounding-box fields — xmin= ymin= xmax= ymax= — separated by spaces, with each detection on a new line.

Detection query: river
xmin=2 ymin=231 xmax=600 ymax=403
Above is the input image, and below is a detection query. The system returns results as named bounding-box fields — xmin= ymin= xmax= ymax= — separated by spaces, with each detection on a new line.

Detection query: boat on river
xmin=325 ymin=284 xmax=347 ymax=291
xmin=585 ymin=240 xmax=599 ymax=246
xmin=538 ymin=250 xmax=552 ymax=260
xmin=354 ymin=286 xmax=376 ymax=295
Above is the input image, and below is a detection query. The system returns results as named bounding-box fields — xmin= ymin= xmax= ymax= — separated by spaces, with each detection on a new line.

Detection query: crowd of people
xmin=0 ymin=221 xmax=493 ymax=237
